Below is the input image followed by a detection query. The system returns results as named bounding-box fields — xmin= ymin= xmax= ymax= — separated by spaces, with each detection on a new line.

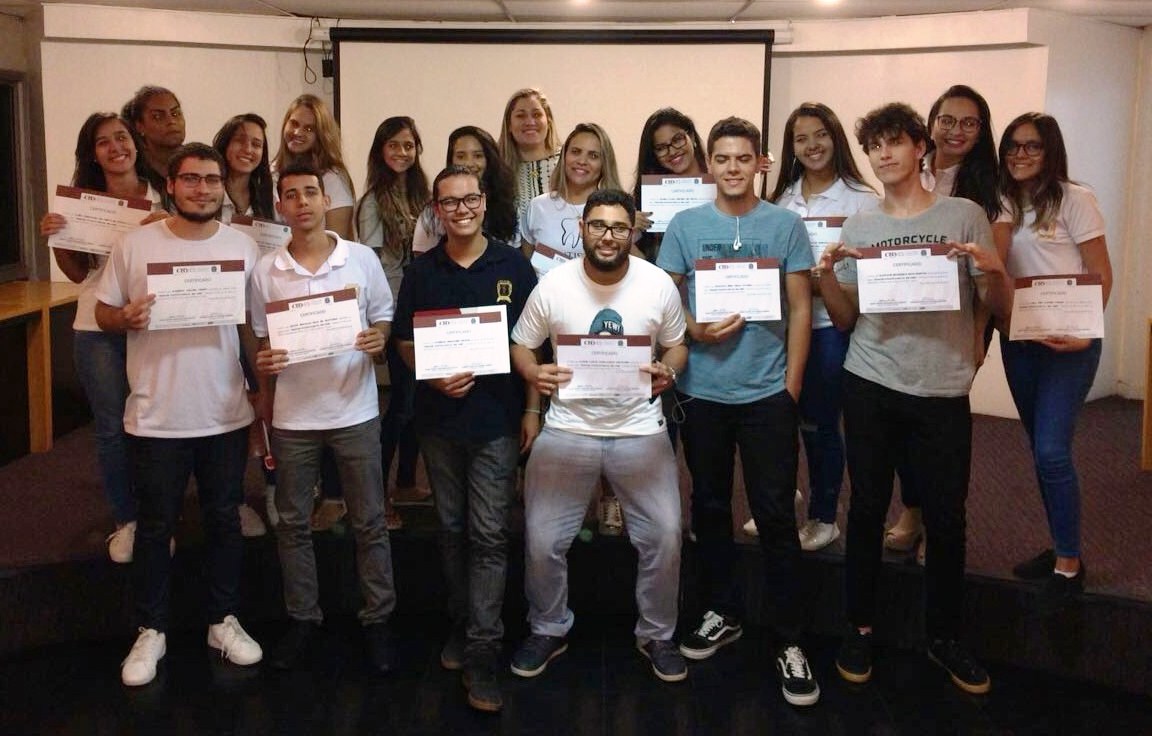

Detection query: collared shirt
xmin=393 ymin=238 xmax=538 ymax=441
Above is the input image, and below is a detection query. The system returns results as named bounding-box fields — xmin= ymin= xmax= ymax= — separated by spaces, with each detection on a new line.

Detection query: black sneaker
xmin=1012 ymin=549 xmax=1056 ymax=580
xmin=637 ymin=639 xmax=687 ymax=682
xmin=269 ymin=619 xmax=320 ymax=670
xmin=440 ymin=625 xmax=466 ymax=671
xmin=928 ymin=639 xmax=990 ymax=695
xmin=776 ymin=645 xmax=820 ymax=706
xmin=463 ymin=649 xmax=503 ymax=712
xmin=678 ymin=610 xmax=742 ymax=660
xmin=835 ymin=629 xmax=873 ymax=684
xmin=1036 ymin=565 xmax=1085 ymax=617
xmin=510 ymin=634 xmax=568 ymax=678
xmin=364 ymin=622 xmax=394 ymax=675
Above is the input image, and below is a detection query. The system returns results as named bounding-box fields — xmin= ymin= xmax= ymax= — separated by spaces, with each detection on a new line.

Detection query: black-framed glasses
xmin=935 ymin=115 xmax=981 ymax=132
xmin=653 ymin=132 xmax=689 ymax=158
xmin=437 ymin=193 xmax=484 ymax=212
xmin=174 ymin=173 xmax=223 ymax=187
xmin=1005 ymin=140 xmax=1044 ymax=157
xmin=584 ymin=220 xmax=632 ymax=240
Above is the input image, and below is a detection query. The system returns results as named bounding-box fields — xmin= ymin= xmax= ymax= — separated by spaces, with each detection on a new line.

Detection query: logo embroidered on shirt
xmin=496 ymin=279 xmax=512 ymax=304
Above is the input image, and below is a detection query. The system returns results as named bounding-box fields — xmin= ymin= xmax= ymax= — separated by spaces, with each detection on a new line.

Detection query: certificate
xmin=230 ymin=215 xmax=292 ymax=255
xmin=694 ymin=258 xmax=781 ymax=322
xmin=145 ymin=260 xmax=247 ymax=330
xmin=856 ymin=245 xmax=960 ymax=313
xmin=530 ymin=243 xmax=574 ymax=276
xmin=47 ymin=185 xmax=152 ymax=256
xmin=1009 ymin=274 xmax=1105 ymax=341
xmin=803 ymin=217 xmax=846 ymax=265
xmin=555 ymin=335 xmax=652 ymax=400
xmin=413 ymin=305 xmax=510 ymax=380
xmin=265 ymin=288 xmax=362 ymax=365
xmin=641 ymin=175 xmax=716 ymax=233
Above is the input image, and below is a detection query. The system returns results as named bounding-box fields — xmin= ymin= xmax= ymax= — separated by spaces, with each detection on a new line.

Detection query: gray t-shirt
xmin=838 ymin=195 xmax=992 ymax=398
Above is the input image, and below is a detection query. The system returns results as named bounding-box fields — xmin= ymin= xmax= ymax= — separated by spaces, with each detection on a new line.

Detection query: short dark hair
xmin=167 ymin=142 xmax=224 ymax=180
xmin=276 ymin=162 xmax=326 ymax=197
xmin=707 ymin=117 xmax=761 ymax=156
xmin=122 ymin=85 xmax=178 ymax=124
xmin=432 ymin=164 xmax=484 ymax=201
xmin=855 ymin=102 xmax=929 ymax=150
xmin=582 ymin=188 xmax=636 ymax=224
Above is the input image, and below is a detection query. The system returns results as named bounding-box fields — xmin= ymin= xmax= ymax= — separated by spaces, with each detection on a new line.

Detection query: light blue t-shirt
xmin=657 ymin=200 xmax=814 ymax=403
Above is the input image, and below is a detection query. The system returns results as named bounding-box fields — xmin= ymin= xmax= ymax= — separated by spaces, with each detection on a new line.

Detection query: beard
xmin=173 ymin=201 xmax=222 ymax=223
xmin=583 ymin=245 xmax=630 ymax=272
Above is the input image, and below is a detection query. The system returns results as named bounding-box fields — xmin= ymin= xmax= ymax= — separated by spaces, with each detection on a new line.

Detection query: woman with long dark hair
xmin=212 ymin=113 xmax=275 ymax=222
xmin=630 ymin=108 xmax=708 ymax=261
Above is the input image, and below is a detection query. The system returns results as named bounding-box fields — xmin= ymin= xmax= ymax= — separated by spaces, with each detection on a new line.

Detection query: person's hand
xmin=430 ymin=371 xmax=475 ymax=398
xmin=640 ymin=361 xmax=678 ymax=397
xmin=256 ymin=347 xmax=289 ymax=375
xmin=121 ymin=294 xmax=156 ymax=330
xmin=1037 ymin=335 xmax=1092 ymax=352
xmin=758 ymin=151 xmax=776 ymax=174
xmin=533 ymin=363 xmax=572 ymax=397
xmin=139 ymin=211 xmax=169 ymax=226
xmin=40 ymin=213 xmax=66 ymax=238
xmin=354 ymin=327 xmax=386 ymax=356
xmin=816 ymin=242 xmax=861 ymax=274
xmin=520 ymin=411 xmax=540 ymax=453
xmin=689 ymin=313 xmax=744 ymax=344
xmin=634 ymin=211 xmax=654 ymax=233
xmin=947 ymin=241 xmax=1005 ymax=275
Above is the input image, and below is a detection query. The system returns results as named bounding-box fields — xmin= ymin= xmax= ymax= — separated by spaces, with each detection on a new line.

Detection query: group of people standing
xmin=42 ymin=81 xmax=1110 ymax=714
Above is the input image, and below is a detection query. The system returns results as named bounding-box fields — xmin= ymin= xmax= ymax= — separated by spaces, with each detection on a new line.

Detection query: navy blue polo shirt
xmin=393 ymin=238 xmax=538 ymax=442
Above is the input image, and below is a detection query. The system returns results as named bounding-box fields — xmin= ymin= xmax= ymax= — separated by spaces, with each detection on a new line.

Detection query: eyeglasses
xmin=174 ymin=173 xmax=224 ymax=187
xmin=1005 ymin=140 xmax=1044 ymax=157
xmin=935 ymin=115 xmax=981 ymax=132
xmin=437 ymin=193 xmax=484 ymax=212
xmin=653 ymin=132 xmax=689 ymax=158
xmin=584 ymin=220 xmax=632 ymax=240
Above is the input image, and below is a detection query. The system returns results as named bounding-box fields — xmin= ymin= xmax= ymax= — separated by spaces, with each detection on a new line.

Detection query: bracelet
xmin=524 ymin=408 xmax=541 ymax=414
xmin=668 ymin=366 xmax=678 ymax=383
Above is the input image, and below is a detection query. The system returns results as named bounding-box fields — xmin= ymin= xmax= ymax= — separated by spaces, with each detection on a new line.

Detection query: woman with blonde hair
xmin=272 ymin=94 xmax=355 ymax=239
xmin=499 ymin=88 xmax=561 ymax=238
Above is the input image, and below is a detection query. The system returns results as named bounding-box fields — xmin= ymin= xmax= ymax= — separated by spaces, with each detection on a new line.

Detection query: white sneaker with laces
xmin=121 ymin=628 xmax=166 ymax=686
xmin=107 ymin=521 xmax=137 ymax=563
xmin=238 ymin=503 xmax=266 ymax=538
xmin=207 ymin=615 xmax=263 ymax=666
xmin=800 ymin=521 xmax=840 ymax=551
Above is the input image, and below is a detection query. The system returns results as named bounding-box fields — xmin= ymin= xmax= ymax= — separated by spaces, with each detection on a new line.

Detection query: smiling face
xmin=450 ymin=135 xmax=487 ymax=178
xmin=791 ymin=115 xmax=834 ymax=176
xmin=509 ymin=95 xmax=549 ymax=153
xmin=283 ymin=106 xmax=317 ymax=156
xmin=1004 ymin=122 xmax=1045 ymax=184
xmin=382 ymin=128 xmax=417 ymax=174
xmin=563 ymin=132 xmax=603 ymax=191
xmin=434 ymin=173 xmax=486 ymax=242
xmin=93 ymin=118 xmax=138 ymax=177
xmin=708 ymin=136 xmax=759 ymax=201
xmin=580 ymin=203 xmax=632 ymax=273
xmin=225 ymin=121 xmax=264 ymax=176
xmin=932 ymin=97 xmax=981 ymax=163
xmin=166 ymin=156 xmax=224 ymax=223
xmin=652 ymin=124 xmax=697 ymax=175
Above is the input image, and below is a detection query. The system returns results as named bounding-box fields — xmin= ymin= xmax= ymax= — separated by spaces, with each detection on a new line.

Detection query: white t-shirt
xmin=997 ymin=182 xmax=1107 ymax=279
xmin=776 ymin=178 xmax=879 ymax=329
xmin=921 ymin=153 xmax=959 ymax=196
xmin=219 ymin=190 xmax=252 ymax=226
xmin=249 ymin=233 xmax=394 ymax=431
xmin=520 ymin=192 xmax=584 ymax=274
xmin=93 ymin=219 xmax=260 ymax=438
xmin=73 ymin=183 xmax=164 ymax=332
xmin=511 ymin=256 xmax=685 ymax=437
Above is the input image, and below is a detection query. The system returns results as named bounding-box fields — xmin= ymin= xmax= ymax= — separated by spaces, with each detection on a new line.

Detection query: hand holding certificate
xmin=146 ymin=260 xmax=247 ymax=330
xmin=47 ymin=185 xmax=153 ymax=256
xmin=856 ymin=245 xmax=960 ymax=313
xmin=640 ymin=175 xmax=717 ymax=233
xmin=804 ymin=217 xmax=846 ymax=267
xmin=694 ymin=258 xmax=782 ymax=322
xmin=413 ymin=305 xmax=510 ymax=380
xmin=554 ymin=335 xmax=652 ymax=400
xmin=265 ymin=288 xmax=363 ymax=365
xmin=1009 ymin=274 xmax=1105 ymax=341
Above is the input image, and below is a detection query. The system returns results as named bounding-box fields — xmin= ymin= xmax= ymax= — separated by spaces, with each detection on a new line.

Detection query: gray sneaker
xmin=510 ymin=634 xmax=568 ymax=678
xmin=637 ymin=639 xmax=687 ymax=682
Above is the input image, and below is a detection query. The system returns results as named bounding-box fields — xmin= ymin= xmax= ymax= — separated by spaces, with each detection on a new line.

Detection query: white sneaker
xmin=121 ymin=628 xmax=166 ymax=686
xmin=107 ymin=521 xmax=136 ymax=563
xmin=799 ymin=521 xmax=840 ymax=551
xmin=238 ymin=503 xmax=266 ymax=538
xmin=264 ymin=485 xmax=279 ymax=528
xmin=742 ymin=518 xmax=759 ymax=536
xmin=207 ymin=615 xmax=263 ymax=666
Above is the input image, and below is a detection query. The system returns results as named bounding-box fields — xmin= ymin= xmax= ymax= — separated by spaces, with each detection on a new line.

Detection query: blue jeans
xmin=799 ymin=327 xmax=849 ymax=523
xmin=381 ymin=338 xmax=420 ymax=489
xmin=680 ymin=390 xmax=802 ymax=642
xmin=524 ymin=426 xmax=681 ymax=642
xmin=1000 ymin=336 xmax=1101 ymax=559
xmin=131 ymin=428 xmax=248 ymax=631
xmin=73 ymin=329 xmax=134 ymax=524
xmin=271 ymin=417 xmax=396 ymax=625
xmin=420 ymin=432 xmax=519 ymax=655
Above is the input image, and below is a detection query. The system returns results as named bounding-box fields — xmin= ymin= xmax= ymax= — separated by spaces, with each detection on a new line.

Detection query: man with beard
xmin=122 ymin=86 xmax=186 ymax=190
xmin=95 ymin=143 xmax=263 ymax=687
xmin=509 ymin=187 xmax=688 ymax=683
xmin=391 ymin=165 xmax=538 ymax=712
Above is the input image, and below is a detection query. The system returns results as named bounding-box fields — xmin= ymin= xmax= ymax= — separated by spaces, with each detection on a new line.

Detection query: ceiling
xmin=3 ymin=0 xmax=1152 ymax=28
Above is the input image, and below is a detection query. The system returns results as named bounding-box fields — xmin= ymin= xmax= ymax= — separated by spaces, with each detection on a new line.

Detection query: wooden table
xmin=0 ymin=280 xmax=84 ymax=452
xmin=1145 ymin=318 xmax=1152 ymax=470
